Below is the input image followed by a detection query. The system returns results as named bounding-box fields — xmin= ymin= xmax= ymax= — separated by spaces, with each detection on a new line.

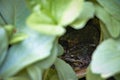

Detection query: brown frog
xmin=61 ymin=43 xmax=96 ymax=70
xmin=59 ymin=18 xmax=100 ymax=77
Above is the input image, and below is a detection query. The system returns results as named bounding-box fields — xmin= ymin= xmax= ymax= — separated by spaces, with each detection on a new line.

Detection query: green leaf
xmin=0 ymin=0 xmax=30 ymax=28
xmin=33 ymin=0 xmax=84 ymax=26
xmin=114 ymin=73 xmax=120 ymax=80
xmin=57 ymin=44 xmax=64 ymax=56
xmin=99 ymin=21 xmax=111 ymax=39
xmin=58 ymin=0 xmax=84 ymax=26
xmin=86 ymin=67 xmax=105 ymax=80
xmin=54 ymin=58 xmax=78 ymax=80
xmin=5 ymin=77 xmax=30 ymax=80
xmin=33 ymin=40 xmax=58 ymax=69
xmin=27 ymin=0 xmax=84 ymax=35
xmin=27 ymin=11 xmax=54 ymax=25
xmin=25 ymin=41 xmax=58 ymax=80
xmin=27 ymin=12 xmax=65 ymax=36
xmin=5 ymin=69 xmax=31 ymax=80
xmin=71 ymin=1 xmax=95 ymax=29
xmin=43 ymin=69 xmax=59 ymax=80
xmin=9 ymin=33 xmax=29 ymax=45
xmin=27 ymin=65 xmax=42 ymax=80
xmin=91 ymin=39 xmax=120 ymax=78
xmin=0 ymin=14 xmax=6 ymax=25
xmin=0 ymin=27 xmax=8 ymax=66
xmin=97 ymin=0 xmax=120 ymax=21
xmin=27 ymin=24 xmax=65 ymax=36
xmin=95 ymin=5 xmax=120 ymax=38
xmin=0 ymin=28 xmax=55 ymax=77
xmin=3 ymin=25 xmax=14 ymax=39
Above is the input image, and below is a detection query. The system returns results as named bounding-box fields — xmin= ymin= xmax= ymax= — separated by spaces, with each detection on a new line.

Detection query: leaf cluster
xmin=0 ymin=0 xmax=120 ymax=80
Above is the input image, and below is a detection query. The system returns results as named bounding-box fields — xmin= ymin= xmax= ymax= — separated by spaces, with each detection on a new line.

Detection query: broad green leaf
xmin=95 ymin=5 xmax=120 ymax=38
xmin=0 ymin=0 xmax=30 ymax=28
xmin=54 ymin=58 xmax=78 ymax=80
xmin=59 ymin=0 xmax=84 ymax=26
xmin=31 ymin=0 xmax=84 ymax=26
xmin=86 ymin=67 xmax=105 ymax=80
xmin=27 ymin=12 xmax=65 ymax=36
xmin=27 ymin=24 xmax=65 ymax=36
xmin=27 ymin=0 xmax=84 ymax=35
xmin=114 ymin=73 xmax=120 ymax=80
xmin=27 ymin=65 xmax=42 ymax=80
xmin=32 ymin=40 xmax=58 ymax=69
xmin=71 ymin=1 xmax=95 ymax=29
xmin=0 ymin=27 xmax=8 ymax=66
xmin=43 ymin=69 xmax=59 ymax=80
xmin=0 ymin=28 xmax=55 ymax=77
xmin=5 ymin=69 xmax=31 ymax=80
xmin=0 ymin=14 xmax=6 ymax=25
xmin=27 ymin=11 xmax=54 ymax=25
xmin=0 ymin=0 xmax=13 ymax=24
xmin=26 ymin=41 xmax=58 ymax=80
xmin=91 ymin=39 xmax=120 ymax=78
xmin=97 ymin=0 xmax=120 ymax=21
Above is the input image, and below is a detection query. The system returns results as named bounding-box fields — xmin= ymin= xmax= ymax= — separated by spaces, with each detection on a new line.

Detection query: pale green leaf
xmin=0 ymin=27 xmax=8 ymax=66
xmin=33 ymin=41 xmax=58 ymax=69
xmin=97 ymin=0 xmax=120 ymax=21
xmin=57 ymin=44 xmax=64 ymax=56
xmin=0 ymin=28 xmax=55 ymax=77
xmin=91 ymin=39 xmax=120 ymax=78
xmin=27 ymin=12 xmax=54 ymax=25
xmin=0 ymin=0 xmax=30 ymax=28
xmin=34 ymin=0 xmax=83 ymax=25
xmin=59 ymin=0 xmax=84 ymax=26
xmin=27 ymin=0 xmax=71 ymax=23
xmin=86 ymin=67 xmax=105 ymax=80
xmin=27 ymin=65 xmax=42 ymax=80
xmin=114 ymin=73 xmax=120 ymax=80
xmin=9 ymin=33 xmax=28 ymax=45
xmin=26 ymin=41 xmax=58 ymax=80
xmin=27 ymin=24 xmax=65 ymax=36
xmin=54 ymin=58 xmax=78 ymax=80
xmin=71 ymin=1 xmax=95 ymax=29
xmin=27 ymin=12 xmax=65 ymax=36
xmin=3 ymin=25 xmax=14 ymax=39
xmin=43 ymin=69 xmax=59 ymax=80
xmin=95 ymin=5 xmax=120 ymax=38
xmin=0 ymin=14 xmax=6 ymax=25
xmin=27 ymin=0 xmax=84 ymax=35
xmin=5 ymin=71 xmax=30 ymax=80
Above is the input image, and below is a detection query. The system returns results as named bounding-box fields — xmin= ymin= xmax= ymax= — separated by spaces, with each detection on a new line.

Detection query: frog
xmin=61 ymin=42 xmax=96 ymax=70
xmin=59 ymin=18 xmax=100 ymax=77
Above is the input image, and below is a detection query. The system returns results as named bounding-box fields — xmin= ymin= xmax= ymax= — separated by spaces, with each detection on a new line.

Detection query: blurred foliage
xmin=0 ymin=0 xmax=120 ymax=80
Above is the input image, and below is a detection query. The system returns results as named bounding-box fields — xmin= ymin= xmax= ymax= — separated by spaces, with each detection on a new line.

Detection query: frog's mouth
xmin=59 ymin=18 xmax=100 ymax=78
